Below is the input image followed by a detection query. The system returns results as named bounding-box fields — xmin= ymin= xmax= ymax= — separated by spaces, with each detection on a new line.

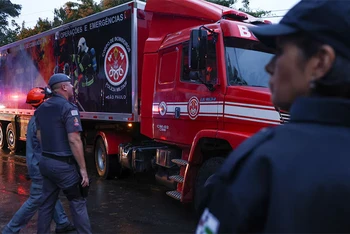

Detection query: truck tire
xmin=81 ymin=134 xmax=87 ymax=153
xmin=0 ymin=122 xmax=7 ymax=149
xmin=95 ymin=138 xmax=117 ymax=180
xmin=194 ymin=157 xmax=225 ymax=214
xmin=6 ymin=123 xmax=17 ymax=151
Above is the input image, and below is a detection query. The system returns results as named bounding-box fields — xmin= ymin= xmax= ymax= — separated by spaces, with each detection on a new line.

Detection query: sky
xmin=239 ymin=0 xmax=300 ymax=23
xmin=11 ymin=0 xmax=300 ymax=28
xmin=11 ymin=0 xmax=81 ymax=28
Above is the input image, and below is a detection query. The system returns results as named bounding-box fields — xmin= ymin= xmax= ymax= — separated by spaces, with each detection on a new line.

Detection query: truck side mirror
xmin=189 ymin=29 xmax=208 ymax=70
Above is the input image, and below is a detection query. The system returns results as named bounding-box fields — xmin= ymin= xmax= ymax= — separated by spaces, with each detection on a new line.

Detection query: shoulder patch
xmin=71 ymin=110 xmax=78 ymax=116
xmin=73 ymin=117 xmax=80 ymax=126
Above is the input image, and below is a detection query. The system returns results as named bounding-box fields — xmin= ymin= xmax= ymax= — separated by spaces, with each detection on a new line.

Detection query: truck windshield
xmin=225 ymin=37 xmax=274 ymax=88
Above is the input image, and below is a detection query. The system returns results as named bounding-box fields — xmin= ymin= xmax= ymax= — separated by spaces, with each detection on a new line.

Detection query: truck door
xmin=153 ymin=40 xmax=222 ymax=145
xmin=152 ymin=46 xmax=177 ymax=142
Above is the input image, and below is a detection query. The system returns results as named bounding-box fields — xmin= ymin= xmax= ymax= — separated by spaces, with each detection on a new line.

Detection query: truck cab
xmin=127 ymin=0 xmax=286 ymax=207
xmin=147 ymin=20 xmax=279 ymax=145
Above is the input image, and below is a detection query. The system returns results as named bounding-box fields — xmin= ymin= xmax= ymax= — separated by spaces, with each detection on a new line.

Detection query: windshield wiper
xmin=250 ymin=85 xmax=266 ymax=87
xmin=230 ymin=67 xmax=248 ymax=86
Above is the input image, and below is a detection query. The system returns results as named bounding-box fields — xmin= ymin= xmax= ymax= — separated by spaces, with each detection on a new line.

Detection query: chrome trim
xmin=131 ymin=1 xmax=139 ymax=122
xmin=79 ymin=112 xmax=134 ymax=122
xmin=0 ymin=109 xmax=33 ymax=115
xmin=279 ymin=111 xmax=290 ymax=123
xmin=0 ymin=109 xmax=135 ymax=122
xmin=135 ymin=0 xmax=146 ymax=10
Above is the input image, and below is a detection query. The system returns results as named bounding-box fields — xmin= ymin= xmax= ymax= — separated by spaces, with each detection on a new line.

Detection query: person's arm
xmin=63 ymin=104 xmax=89 ymax=187
xmin=34 ymin=112 xmax=42 ymax=145
xmin=36 ymin=130 xmax=41 ymax=145
xmin=68 ymin=132 xmax=89 ymax=187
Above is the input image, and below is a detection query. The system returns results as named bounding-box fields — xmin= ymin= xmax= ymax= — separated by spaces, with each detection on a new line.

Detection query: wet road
xmin=0 ymin=149 xmax=197 ymax=233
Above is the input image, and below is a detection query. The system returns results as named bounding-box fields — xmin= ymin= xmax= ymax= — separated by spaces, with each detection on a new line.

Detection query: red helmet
xmin=26 ymin=87 xmax=46 ymax=107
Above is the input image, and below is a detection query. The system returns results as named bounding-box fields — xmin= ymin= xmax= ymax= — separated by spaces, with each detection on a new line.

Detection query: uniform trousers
xmin=37 ymin=157 xmax=92 ymax=234
xmin=2 ymin=179 xmax=70 ymax=234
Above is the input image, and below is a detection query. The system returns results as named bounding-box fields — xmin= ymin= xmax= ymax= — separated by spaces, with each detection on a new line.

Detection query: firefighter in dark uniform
xmin=35 ymin=73 xmax=92 ymax=234
xmin=196 ymin=1 xmax=350 ymax=233
xmin=72 ymin=37 xmax=100 ymax=111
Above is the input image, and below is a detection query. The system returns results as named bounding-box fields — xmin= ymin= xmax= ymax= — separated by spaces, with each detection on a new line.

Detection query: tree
xmin=0 ymin=0 xmax=21 ymax=27
xmin=0 ymin=0 xmax=21 ymax=46
xmin=52 ymin=7 xmax=68 ymax=27
xmin=56 ymin=0 xmax=102 ymax=24
xmin=17 ymin=18 xmax=52 ymax=40
xmin=15 ymin=0 xmax=102 ymax=41
xmin=100 ymin=0 xmax=129 ymax=10
xmin=52 ymin=0 xmax=146 ymax=26
xmin=206 ymin=0 xmax=233 ymax=7
xmin=0 ymin=19 xmax=20 ymax=46
xmin=239 ymin=0 xmax=271 ymax=18
xmin=206 ymin=0 xmax=271 ymax=18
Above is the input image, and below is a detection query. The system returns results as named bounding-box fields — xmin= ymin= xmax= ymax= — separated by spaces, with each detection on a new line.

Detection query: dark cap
xmin=249 ymin=0 xmax=350 ymax=59
xmin=48 ymin=73 xmax=71 ymax=87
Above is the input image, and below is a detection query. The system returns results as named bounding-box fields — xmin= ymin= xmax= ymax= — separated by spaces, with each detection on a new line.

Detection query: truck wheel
xmin=95 ymin=138 xmax=117 ymax=180
xmin=0 ymin=122 xmax=7 ymax=149
xmin=194 ymin=157 xmax=225 ymax=214
xmin=6 ymin=123 xmax=17 ymax=151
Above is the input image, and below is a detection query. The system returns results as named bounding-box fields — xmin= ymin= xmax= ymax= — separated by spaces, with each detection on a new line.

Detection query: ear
xmin=62 ymin=83 xmax=67 ymax=91
xmin=309 ymin=45 xmax=335 ymax=81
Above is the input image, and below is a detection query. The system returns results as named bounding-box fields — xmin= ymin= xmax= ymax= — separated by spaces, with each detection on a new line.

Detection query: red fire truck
xmin=0 ymin=0 xmax=287 ymax=207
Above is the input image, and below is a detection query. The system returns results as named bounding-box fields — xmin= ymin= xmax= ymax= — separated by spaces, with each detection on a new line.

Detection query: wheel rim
xmin=97 ymin=147 xmax=105 ymax=171
xmin=8 ymin=129 xmax=14 ymax=147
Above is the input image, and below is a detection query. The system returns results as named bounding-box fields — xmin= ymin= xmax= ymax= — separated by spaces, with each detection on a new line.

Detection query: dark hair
xmin=286 ymin=32 xmax=350 ymax=98
xmin=51 ymin=83 xmax=62 ymax=92
xmin=311 ymin=56 xmax=350 ymax=98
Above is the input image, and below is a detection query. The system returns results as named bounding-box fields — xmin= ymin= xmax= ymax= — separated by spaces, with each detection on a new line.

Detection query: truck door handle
xmin=175 ymin=107 xmax=180 ymax=119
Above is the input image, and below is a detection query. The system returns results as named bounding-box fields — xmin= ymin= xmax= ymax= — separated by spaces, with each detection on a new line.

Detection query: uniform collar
xmin=53 ymin=93 xmax=67 ymax=100
xmin=290 ymin=97 xmax=350 ymax=127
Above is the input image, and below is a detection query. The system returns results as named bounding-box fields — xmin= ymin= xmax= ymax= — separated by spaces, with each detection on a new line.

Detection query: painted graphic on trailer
xmin=56 ymin=9 xmax=132 ymax=113
xmin=0 ymin=37 xmax=56 ymax=109
xmin=0 ymin=8 xmax=132 ymax=113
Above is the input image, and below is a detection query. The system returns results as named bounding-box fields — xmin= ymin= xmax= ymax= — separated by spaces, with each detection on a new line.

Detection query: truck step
xmin=169 ymin=175 xmax=184 ymax=183
xmin=171 ymin=159 xmax=188 ymax=167
xmin=166 ymin=190 xmax=182 ymax=200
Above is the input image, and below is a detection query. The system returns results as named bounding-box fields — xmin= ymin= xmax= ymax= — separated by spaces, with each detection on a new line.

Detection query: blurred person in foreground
xmin=196 ymin=0 xmax=350 ymax=233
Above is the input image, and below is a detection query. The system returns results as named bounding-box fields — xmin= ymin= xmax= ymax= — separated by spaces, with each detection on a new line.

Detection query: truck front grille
xmin=279 ymin=111 xmax=290 ymax=123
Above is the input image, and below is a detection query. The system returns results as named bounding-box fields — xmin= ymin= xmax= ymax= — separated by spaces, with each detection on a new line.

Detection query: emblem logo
xmin=159 ymin=101 xmax=167 ymax=116
xmin=196 ymin=208 xmax=220 ymax=234
xmin=188 ymin=96 xmax=200 ymax=120
xmin=104 ymin=43 xmax=129 ymax=87
xmin=73 ymin=117 xmax=80 ymax=126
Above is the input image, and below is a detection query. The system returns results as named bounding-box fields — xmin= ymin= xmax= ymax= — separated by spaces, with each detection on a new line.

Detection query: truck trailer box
xmin=0 ymin=2 xmax=142 ymax=122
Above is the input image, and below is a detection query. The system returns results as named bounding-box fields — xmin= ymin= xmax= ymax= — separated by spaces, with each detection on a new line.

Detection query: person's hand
xmin=80 ymin=168 xmax=89 ymax=187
